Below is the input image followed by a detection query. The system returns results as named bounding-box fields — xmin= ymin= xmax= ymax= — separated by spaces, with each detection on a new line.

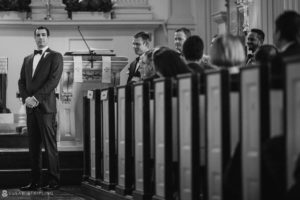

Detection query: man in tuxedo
xmin=246 ymin=28 xmax=265 ymax=65
xmin=18 ymin=26 xmax=63 ymax=191
xmin=127 ymin=31 xmax=151 ymax=84
xmin=174 ymin=27 xmax=191 ymax=54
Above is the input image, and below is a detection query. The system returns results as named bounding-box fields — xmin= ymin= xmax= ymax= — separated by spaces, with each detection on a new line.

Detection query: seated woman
xmin=138 ymin=49 xmax=159 ymax=82
xmin=153 ymin=47 xmax=191 ymax=77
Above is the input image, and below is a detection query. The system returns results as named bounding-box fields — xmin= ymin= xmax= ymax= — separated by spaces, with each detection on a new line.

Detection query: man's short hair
xmin=182 ymin=35 xmax=204 ymax=61
xmin=275 ymin=10 xmax=300 ymax=43
xmin=250 ymin=28 xmax=265 ymax=43
xmin=34 ymin=26 xmax=50 ymax=36
xmin=134 ymin=31 xmax=152 ymax=42
xmin=175 ymin=27 xmax=191 ymax=38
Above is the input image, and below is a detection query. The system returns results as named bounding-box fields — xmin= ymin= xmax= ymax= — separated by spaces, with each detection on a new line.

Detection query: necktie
xmin=34 ymin=50 xmax=43 ymax=55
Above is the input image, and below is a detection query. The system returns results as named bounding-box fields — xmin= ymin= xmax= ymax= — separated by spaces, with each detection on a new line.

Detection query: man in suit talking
xmin=18 ymin=26 xmax=63 ymax=191
xmin=127 ymin=31 xmax=151 ymax=84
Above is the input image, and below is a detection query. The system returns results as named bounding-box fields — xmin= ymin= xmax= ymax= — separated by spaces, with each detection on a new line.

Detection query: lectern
xmin=59 ymin=54 xmax=128 ymax=184
xmin=59 ymin=54 xmax=127 ymax=144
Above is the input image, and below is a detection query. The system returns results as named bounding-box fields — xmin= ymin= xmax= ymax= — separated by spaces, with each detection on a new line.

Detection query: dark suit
xmin=271 ymin=42 xmax=300 ymax=88
xmin=187 ymin=62 xmax=205 ymax=74
xmin=281 ymin=42 xmax=300 ymax=57
xmin=127 ymin=57 xmax=140 ymax=84
xmin=18 ymin=48 xmax=63 ymax=185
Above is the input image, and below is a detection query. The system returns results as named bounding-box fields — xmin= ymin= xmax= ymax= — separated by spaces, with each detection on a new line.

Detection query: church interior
xmin=0 ymin=0 xmax=299 ymax=199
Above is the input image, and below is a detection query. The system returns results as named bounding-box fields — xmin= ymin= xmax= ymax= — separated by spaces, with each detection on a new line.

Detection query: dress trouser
xmin=26 ymin=110 xmax=60 ymax=185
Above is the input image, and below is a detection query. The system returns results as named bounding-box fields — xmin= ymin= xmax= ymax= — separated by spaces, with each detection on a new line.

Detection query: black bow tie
xmin=34 ymin=50 xmax=43 ymax=55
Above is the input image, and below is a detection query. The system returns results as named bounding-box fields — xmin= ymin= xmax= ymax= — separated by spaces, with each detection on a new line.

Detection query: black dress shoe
xmin=42 ymin=184 xmax=60 ymax=191
xmin=20 ymin=183 xmax=42 ymax=191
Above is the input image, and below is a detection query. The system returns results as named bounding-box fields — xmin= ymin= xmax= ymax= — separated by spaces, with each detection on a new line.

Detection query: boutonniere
xmin=43 ymin=52 xmax=49 ymax=58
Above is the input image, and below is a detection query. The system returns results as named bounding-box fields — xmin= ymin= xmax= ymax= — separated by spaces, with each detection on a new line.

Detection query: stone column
xmin=212 ymin=11 xmax=227 ymax=35
xmin=166 ymin=0 xmax=195 ymax=49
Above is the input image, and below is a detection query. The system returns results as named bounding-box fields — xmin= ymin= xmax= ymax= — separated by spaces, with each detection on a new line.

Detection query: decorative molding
xmin=114 ymin=0 xmax=149 ymax=6
xmin=72 ymin=11 xmax=111 ymax=20
xmin=0 ymin=19 xmax=164 ymax=29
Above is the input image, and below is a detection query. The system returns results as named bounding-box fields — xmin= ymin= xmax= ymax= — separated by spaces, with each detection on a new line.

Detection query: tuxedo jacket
xmin=127 ymin=57 xmax=140 ymax=83
xmin=281 ymin=42 xmax=300 ymax=58
xmin=271 ymin=42 xmax=300 ymax=78
xmin=18 ymin=48 xmax=63 ymax=114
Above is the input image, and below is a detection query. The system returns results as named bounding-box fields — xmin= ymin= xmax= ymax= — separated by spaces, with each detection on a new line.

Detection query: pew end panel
xmin=177 ymin=73 xmax=201 ymax=200
xmin=100 ymin=87 xmax=117 ymax=190
xmin=83 ymin=95 xmax=91 ymax=182
xmin=89 ymin=90 xmax=97 ymax=184
xmin=115 ymin=85 xmax=134 ymax=195
xmin=153 ymin=78 xmax=174 ymax=200
xmin=95 ymin=89 xmax=103 ymax=185
xmin=284 ymin=55 xmax=300 ymax=190
xmin=132 ymin=81 xmax=154 ymax=200
xmin=240 ymin=64 xmax=270 ymax=200
xmin=206 ymin=69 xmax=231 ymax=200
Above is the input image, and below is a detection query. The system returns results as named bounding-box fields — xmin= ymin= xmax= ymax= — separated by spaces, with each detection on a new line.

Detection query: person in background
xmin=209 ymin=34 xmax=246 ymax=70
xmin=153 ymin=47 xmax=191 ymax=78
xmin=254 ymin=44 xmax=278 ymax=65
xmin=174 ymin=27 xmax=191 ymax=54
xmin=18 ymin=26 xmax=63 ymax=191
xmin=246 ymin=28 xmax=265 ymax=65
xmin=274 ymin=10 xmax=300 ymax=57
xmin=182 ymin=35 xmax=207 ymax=74
xmin=127 ymin=31 xmax=151 ymax=84
xmin=273 ymin=10 xmax=300 ymax=200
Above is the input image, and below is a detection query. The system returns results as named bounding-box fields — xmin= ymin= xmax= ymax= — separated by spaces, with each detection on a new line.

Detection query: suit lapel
xmin=28 ymin=54 xmax=34 ymax=81
xmin=32 ymin=48 xmax=51 ymax=80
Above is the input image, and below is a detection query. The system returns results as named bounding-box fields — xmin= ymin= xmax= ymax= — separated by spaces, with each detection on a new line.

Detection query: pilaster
xmin=166 ymin=0 xmax=195 ymax=49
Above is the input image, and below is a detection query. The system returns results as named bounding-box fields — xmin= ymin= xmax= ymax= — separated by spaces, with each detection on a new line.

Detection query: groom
xmin=18 ymin=26 xmax=63 ymax=191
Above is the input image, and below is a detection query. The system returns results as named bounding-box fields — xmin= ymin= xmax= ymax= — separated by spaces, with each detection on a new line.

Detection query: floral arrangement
xmin=0 ymin=0 xmax=31 ymax=12
xmin=63 ymin=0 xmax=113 ymax=12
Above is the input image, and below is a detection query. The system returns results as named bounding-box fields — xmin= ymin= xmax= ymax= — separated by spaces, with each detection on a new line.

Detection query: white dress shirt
xmin=32 ymin=46 xmax=48 ymax=77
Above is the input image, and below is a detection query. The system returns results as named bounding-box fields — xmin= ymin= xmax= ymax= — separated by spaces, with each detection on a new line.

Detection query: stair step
xmin=0 ymin=133 xmax=28 ymax=148
xmin=0 ymin=149 xmax=84 ymax=188
xmin=0 ymin=149 xmax=83 ymax=169
xmin=0 ymin=168 xmax=83 ymax=188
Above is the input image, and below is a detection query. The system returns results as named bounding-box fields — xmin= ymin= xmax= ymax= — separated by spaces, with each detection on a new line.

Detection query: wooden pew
xmin=82 ymin=90 xmax=98 ymax=184
xmin=132 ymin=81 xmax=154 ymax=200
xmin=94 ymin=89 xmax=103 ymax=185
xmin=89 ymin=90 xmax=97 ymax=184
xmin=229 ymin=72 xmax=240 ymax=156
xmin=285 ymin=55 xmax=300 ymax=190
xmin=115 ymin=85 xmax=134 ymax=195
xmin=100 ymin=87 xmax=117 ymax=190
xmin=153 ymin=78 xmax=174 ymax=200
xmin=240 ymin=64 xmax=270 ymax=200
xmin=83 ymin=95 xmax=91 ymax=182
xmin=206 ymin=69 xmax=231 ymax=200
xmin=177 ymin=73 xmax=200 ymax=200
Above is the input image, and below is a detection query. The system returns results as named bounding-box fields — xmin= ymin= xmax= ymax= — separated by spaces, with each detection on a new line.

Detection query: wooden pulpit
xmin=58 ymin=54 xmax=128 ymax=148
